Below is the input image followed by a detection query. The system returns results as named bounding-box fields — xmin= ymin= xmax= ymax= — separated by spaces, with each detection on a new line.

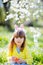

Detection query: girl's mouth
xmin=17 ymin=41 xmax=21 ymax=43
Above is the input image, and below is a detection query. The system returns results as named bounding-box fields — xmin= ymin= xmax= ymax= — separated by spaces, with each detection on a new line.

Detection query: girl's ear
xmin=14 ymin=24 xmax=18 ymax=30
xmin=20 ymin=24 xmax=24 ymax=29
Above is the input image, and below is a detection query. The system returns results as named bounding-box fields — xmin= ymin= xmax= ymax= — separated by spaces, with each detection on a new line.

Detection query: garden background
xmin=0 ymin=0 xmax=43 ymax=65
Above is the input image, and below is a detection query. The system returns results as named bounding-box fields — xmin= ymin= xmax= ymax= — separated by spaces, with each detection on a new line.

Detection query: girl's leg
xmin=5 ymin=62 xmax=19 ymax=65
xmin=20 ymin=62 xmax=28 ymax=65
xmin=5 ymin=62 xmax=29 ymax=65
xmin=10 ymin=62 xmax=19 ymax=65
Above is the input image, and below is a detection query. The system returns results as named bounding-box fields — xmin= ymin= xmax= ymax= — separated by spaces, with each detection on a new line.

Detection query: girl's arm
xmin=24 ymin=47 xmax=33 ymax=65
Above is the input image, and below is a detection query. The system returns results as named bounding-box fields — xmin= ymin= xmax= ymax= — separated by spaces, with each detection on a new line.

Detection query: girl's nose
xmin=18 ymin=37 xmax=21 ymax=40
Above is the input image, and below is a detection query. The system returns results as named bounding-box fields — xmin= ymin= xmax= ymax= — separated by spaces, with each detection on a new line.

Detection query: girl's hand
xmin=8 ymin=56 xmax=17 ymax=62
xmin=8 ymin=57 xmax=26 ymax=63
xmin=11 ymin=56 xmax=16 ymax=62
xmin=12 ymin=56 xmax=19 ymax=62
xmin=17 ymin=59 xmax=26 ymax=64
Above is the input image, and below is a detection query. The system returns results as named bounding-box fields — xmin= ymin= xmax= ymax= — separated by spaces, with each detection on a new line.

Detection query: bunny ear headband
xmin=14 ymin=24 xmax=26 ymax=34
xmin=10 ymin=24 xmax=26 ymax=41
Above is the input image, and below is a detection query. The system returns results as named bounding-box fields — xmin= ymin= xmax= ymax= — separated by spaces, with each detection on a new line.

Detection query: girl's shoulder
xmin=13 ymin=44 xmax=16 ymax=48
xmin=24 ymin=45 xmax=29 ymax=52
xmin=24 ymin=45 xmax=32 ymax=57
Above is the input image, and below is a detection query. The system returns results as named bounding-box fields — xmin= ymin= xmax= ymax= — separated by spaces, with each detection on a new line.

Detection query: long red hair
xmin=8 ymin=30 xmax=26 ymax=53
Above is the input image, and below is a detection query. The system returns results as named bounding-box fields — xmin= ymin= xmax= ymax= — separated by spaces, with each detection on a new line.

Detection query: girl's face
xmin=14 ymin=37 xmax=24 ymax=47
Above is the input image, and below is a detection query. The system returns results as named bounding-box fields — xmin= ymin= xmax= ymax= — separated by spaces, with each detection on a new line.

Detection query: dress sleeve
xmin=6 ymin=49 xmax=13 ymax=62
xmin=24 ymin=47 xmax=33 ymax=65
xmin=8 ymin=50 xmax=13 ymax=57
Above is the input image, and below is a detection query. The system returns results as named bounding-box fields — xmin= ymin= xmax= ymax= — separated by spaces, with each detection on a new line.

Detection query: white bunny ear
xmin=14 ymin=24 xmax=18 ymax=30
xmin=20 ymin=24 xmax=24 ymax=29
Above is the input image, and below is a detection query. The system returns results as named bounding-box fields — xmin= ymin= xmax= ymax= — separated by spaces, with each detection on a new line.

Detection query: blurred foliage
xmin=0 ymin=37 xmax=8 ymax=47
xmin=0 ymin=7 xmax=6 ymax=22
xmin=0 ymin=0 xmax=43 ymax=31
xmin=0 ymin=51 xmax=7 ymax=64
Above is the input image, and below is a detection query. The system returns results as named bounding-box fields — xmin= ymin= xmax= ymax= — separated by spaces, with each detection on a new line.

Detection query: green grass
xmin=0 ymin=26 xmax=13 ymax=47
xmin=0 ymin=26 xmax=43 ymax=65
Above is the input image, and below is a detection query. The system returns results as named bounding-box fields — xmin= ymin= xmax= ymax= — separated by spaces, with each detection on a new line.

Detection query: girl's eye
xmin=20 ymin=37 xmax=23 ymax=38
xmin=16 ymin=36 xmax=18 ymax=38
xmin=20 ymin=36 xmax=24 ymax=38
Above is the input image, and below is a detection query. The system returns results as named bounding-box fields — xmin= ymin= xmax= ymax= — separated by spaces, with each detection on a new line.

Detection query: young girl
xmin=7 ymin=24 xmax=33 ymax=65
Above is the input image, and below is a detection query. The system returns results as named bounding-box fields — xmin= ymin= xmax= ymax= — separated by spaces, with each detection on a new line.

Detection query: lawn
xmin=0 ymin=26 xmax=43 ymax=65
